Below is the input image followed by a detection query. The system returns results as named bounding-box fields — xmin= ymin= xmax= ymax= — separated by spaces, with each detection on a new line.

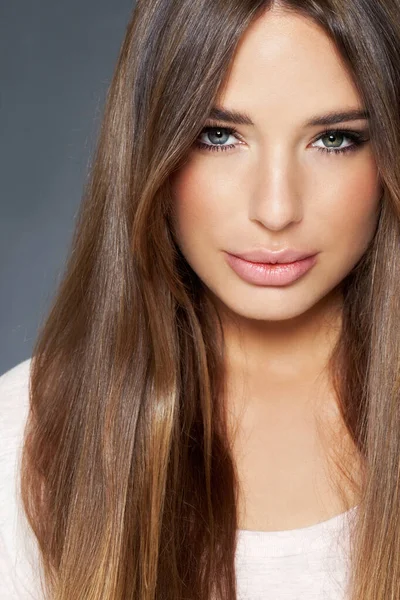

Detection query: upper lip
xmin=229 ymin=248 xmax=318 ymax=264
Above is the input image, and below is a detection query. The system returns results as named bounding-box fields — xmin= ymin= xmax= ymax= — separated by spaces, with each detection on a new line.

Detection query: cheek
xmin=316 ymin=157 xmax=382 ymax=256
xmin=170 ymin=161 xmax=238 ymax=252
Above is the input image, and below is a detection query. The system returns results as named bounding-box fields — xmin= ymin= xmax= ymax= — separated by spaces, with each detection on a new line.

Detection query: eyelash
xmin=193 ymin=125 xmax=369 ymax=156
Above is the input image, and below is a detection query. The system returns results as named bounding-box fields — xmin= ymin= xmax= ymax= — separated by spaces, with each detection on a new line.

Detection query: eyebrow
xmin=207 ymin=106 xmax=370 ymax=127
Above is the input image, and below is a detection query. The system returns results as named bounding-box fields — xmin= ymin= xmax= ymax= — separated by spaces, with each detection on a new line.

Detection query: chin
xmin=207 ymin=287 xmax=320 ymax=323
xmin=231 ymin=304 xmax=314 ymax=322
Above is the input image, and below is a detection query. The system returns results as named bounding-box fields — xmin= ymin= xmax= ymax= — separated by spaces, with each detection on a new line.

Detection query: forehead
xmin=217 ymin=9 xmax=362 ymax=129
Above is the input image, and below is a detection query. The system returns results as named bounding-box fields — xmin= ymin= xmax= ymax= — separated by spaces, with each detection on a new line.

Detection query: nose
xmin=248 ymin=147 xmax=303 ymax=231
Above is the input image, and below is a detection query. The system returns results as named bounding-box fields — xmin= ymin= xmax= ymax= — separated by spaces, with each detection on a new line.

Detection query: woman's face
xmin=170 ymin=8 xmax=382 ymax=322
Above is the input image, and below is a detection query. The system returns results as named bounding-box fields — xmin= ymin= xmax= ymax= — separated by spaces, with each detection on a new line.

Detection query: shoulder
xmin=0 ymin=357 xmax=32 ymax=443
xmin=0 ymin=358 xmax=32 ymax=491
xmin=0 ymin=357 xmax=43 ymax=599
xmin=0 ymin=357 xmax=32 ymax=508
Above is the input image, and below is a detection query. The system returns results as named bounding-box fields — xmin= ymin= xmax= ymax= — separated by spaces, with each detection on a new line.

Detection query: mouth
xmin=230 ymin=247 xmax=318 ymax=264
xmin=224 ymin=252 xmax=319 ymax=287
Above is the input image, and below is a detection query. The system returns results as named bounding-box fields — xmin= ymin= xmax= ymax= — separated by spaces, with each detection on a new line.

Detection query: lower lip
xmin=225 ymin=253 xmax=318 ymax=286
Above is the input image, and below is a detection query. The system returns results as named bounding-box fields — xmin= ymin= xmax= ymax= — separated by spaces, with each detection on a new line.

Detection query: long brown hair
xmin=21 ymin=0 xmax=400 ymax=598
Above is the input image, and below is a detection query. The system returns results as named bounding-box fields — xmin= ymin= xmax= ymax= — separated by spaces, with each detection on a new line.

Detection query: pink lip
xmin=225 ymin=252 xmax=318 ymax=286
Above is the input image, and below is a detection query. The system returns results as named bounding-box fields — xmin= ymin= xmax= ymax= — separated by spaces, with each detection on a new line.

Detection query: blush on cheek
xmin=320 ymin=152 xmax=381 ymax=226
xmin=171 ymin=165 xmax=230 ymax=247
xmin=336 ymin=172 xmax=382 ymax=258
xmin=350 ymin=165 xmax=382 ymax=224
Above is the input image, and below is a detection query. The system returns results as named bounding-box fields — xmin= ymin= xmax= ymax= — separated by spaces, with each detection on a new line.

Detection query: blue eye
xmin=194 ymin=126 xmax=240 ymax=152
xmin=193 ymin=125 xmax=369 ymax=156
xmin=312 ymin=130 xmax=368 ymax=155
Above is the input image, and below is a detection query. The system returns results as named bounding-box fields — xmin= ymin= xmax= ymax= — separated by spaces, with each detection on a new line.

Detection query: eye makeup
xmin=193 ymin=123 xmax=370 ymax=156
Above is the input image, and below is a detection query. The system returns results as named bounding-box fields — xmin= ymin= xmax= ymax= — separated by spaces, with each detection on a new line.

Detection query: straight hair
xmin=21 ymin=0 xmax=400 ymax=597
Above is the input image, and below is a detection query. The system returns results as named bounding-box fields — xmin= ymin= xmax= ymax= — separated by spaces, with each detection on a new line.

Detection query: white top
xmin=0 ymin=358 xmax=358 ymax=599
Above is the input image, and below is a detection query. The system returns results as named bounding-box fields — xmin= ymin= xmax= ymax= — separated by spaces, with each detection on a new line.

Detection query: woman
xmin=1 ymin=0 xmax=399 ymax=598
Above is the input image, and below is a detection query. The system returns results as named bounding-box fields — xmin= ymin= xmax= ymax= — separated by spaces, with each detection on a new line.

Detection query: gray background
xmin=1 ymin=1 xmax=135 ymax=375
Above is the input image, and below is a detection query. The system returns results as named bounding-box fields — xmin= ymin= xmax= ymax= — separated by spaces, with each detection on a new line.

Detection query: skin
xmin=170 ymin=7 xmax=382 ymax=530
